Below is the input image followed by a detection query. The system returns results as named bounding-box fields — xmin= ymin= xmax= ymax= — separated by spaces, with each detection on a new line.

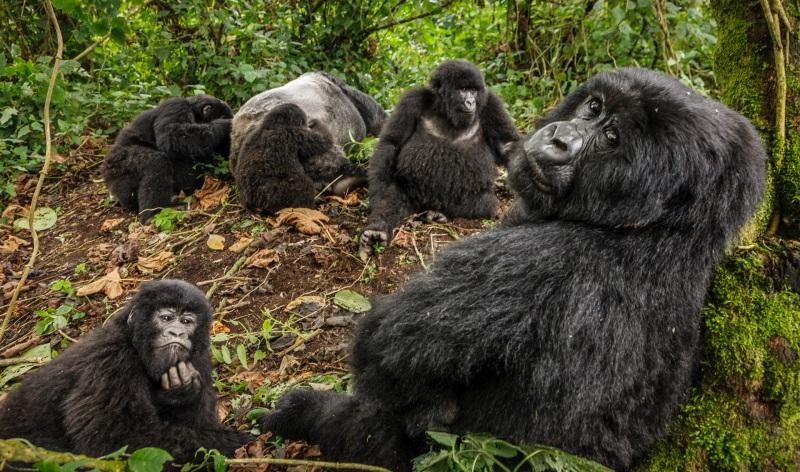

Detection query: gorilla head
xmin=259 ymin=103 xmax=309 ymax=130
xmin=120 ymin=280 xmax=213 ymax=387
xmin=187 ymin=94 xmax=234 ymax=123
xmin=429 ymin=59 xmax=488 ymax=129
xmin=507 ymin=67 xmax=765 ymax=244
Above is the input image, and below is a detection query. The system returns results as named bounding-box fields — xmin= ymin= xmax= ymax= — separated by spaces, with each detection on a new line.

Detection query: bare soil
xmin=0 ymin=142 xmax=511 ymax=464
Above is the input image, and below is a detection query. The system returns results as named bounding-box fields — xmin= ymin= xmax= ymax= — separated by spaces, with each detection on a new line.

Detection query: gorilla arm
xmin=152 ymin=99 xmax=232 ymax=160
xmin=360 ymin=89 xmax=433 ymax=259
xmin=481 ymin=92 xmax=522 ymax=166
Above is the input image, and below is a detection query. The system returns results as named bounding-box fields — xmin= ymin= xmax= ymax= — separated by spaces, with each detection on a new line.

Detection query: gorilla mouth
xmin=523 ymin=152 xmax=555 ymax=194
xmin=155 ymin=342 xmax=189 ymax=351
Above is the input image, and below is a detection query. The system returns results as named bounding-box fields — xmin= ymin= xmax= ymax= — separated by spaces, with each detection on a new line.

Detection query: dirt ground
xmin=0 ymin=139 xmax=512 ymax=465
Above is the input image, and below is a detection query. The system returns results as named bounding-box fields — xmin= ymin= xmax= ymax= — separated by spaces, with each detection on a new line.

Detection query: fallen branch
xmin=0 ymin=439 xmax=125 ymax=472
xmin=0 ymin=0 xmax=62 ymax=344
xmin=225 ymin=457 xmax=391 ymax=472
xmin=205 ymin=255 xmax=248 ymax=299
xmin=1 ymin=334 xmax=41 ymax=358
xmin=0 ymin=357 xmax=44 ymax=367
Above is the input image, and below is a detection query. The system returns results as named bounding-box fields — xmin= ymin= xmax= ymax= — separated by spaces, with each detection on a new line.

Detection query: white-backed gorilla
xmin=259 ymin=68 xmax=766 ymax=471
xmin=102 ymin=95 xmax=233 ymax=224
xmin=0 ymin=280 xmax=251 ymax=463
xmin=235 ymin=103 xmax=361 ymax=214
xmin=229 ymin=71 xmax=386 ymax=174
xmin=358 ymin=60 xmax=521 ymax=259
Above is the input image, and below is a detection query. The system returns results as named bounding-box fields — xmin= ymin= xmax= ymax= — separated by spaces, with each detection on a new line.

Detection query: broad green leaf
xmin=128 ymin=447 xmax=173 ymax=472
xmin=32 ymin=462 xmax=60 ymax=472
xmin=333 ymin=289 xmax=372 ymax=313
xmin=236 ymin=343 xmax=249 ymax=369
xmin=0 ymin=107 xmax=17 ymax=125
xmin=14 ymin=207 xmax=58 ymax=231
xmin=221 ymin=345 xmax=232 ymax=364
xmin=426 ymin=431 xmax=458 ymax=448
xmin=246 ymin=407 xmax=269 ymax=421
xmin=0 ymin=344 xmax=52 ymax=387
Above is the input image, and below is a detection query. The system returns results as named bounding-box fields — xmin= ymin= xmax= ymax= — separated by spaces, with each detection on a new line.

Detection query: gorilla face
xmin=508 ymin=68 xmax=764 ymax=241
xmin=430 ymin=60 xmax=488 ymax=129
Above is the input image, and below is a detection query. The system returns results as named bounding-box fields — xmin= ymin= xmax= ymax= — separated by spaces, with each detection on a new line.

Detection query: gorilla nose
xmin=464 ymin=97 xmax=476 ymax=112
xmin=533 ymin=121 xmax=583 ymax=165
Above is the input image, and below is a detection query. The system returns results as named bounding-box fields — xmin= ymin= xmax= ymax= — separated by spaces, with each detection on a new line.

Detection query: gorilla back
xmin=260 ymin=68 xmax=766 ymax=471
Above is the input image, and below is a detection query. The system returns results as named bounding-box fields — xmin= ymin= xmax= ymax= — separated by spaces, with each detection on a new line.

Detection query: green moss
xmin=636 ymin=247 xmax=800 ymax=471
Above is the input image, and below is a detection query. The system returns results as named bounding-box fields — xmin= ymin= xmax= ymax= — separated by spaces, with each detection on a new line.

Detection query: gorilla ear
xmin=202 ymin=105 xmax=212 ymax=117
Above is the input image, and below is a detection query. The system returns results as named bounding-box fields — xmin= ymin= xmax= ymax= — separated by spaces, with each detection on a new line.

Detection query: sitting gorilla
xmin=229 ymin=71 xmax=386 ymax=173
xmin=359 ymin=60 xmax=521 ymax=259
xmin=235 ymin=103 xmax=365 ymax=214
xmin=102 ymin=95 xmax=233 ymax=224
xmin=0 ymin=280 xmax=251 ymax=463
xmin=259 ymin=68 xmax=766 ymax=471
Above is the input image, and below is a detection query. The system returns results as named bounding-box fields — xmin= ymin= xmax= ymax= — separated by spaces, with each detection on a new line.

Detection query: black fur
xmin=230 ymin=71 xmax=386 ymax=172
xmin=260 ymin=68 xmax=766 ymax=471
xmin=102 ymin=95 xmax=233 ymax=223
xmin=235 ymin=103 xmax=365 ymax=215
xmin=360 ymin=60 xmax=521 ymax=257
xmin=0 ymin=280 xmax=251 ymax=463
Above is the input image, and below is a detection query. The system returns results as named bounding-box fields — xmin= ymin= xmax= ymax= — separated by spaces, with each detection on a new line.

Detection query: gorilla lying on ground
xmin=235 ymin=103 xmax=364 ymax=214
xmin=359 ymin=59 xmax=521 ymax=259
xmin=102 ymin=95 xmax=233 ymax=224
xmin=229 ymin=71 xmax=386 ymax=173
xmin=0 ymin=280 xmax=251 ymax=463
xmin=260 ymin=68 xmax=766 ymax=470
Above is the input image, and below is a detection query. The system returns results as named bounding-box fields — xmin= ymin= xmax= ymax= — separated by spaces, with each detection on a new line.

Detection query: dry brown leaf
xmin=100 ymin=218 xmax=126 ymax=232
xmin=76 ymin=269 xmax=124 ymax=299
xmin=128 ymin=225 xmax=157 ymax=241
xmin=1 ymin=235 xmax=30 ymax=252
xmin=1 ymin=204 xmax=25 ymax=222
xmin=270 ymin=208 xmax=329 ymax=235
xmin=390 ymin=229 xmax=412 ymax=248
xmin=326 ymin=193 xmax=360 ymax=206
xmin=285 ymin=295 xmax=325 ymax=312
xmin=207 ymin=234 xmax=225 ymax=250
xmin=210 ymin=320 xmax=230 ymax=335
xmin=137 ymin=251 xmax=174 ymax=273
xmin=245 ymin=248 xmax=279 ymax=269
xmin=194 ymin=176 xmax=231 ymax=209
xmin=228 ymin=235 xmax=253 ymax=252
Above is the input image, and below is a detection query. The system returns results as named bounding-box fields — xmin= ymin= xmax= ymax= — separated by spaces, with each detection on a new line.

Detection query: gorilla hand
xmin=161 ymin=361 xmax=200 ymax=390
xmin=424 ymin=210 xmax=448 ymax=223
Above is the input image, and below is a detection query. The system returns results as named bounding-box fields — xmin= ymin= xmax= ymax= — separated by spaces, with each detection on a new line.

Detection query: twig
xmin=0 ymin=357 xmax=44 ymax=367
xmin=411 ymin=237 xmax=428 ymax=271
xmin=58 ymin=329 xmax=79 ymax=343
xmin=205 ymin=255 xmax=248 ymax=299
xmin=225 ymin=457 xmax=391 ymax=472
xmin=0 ymin=0 xmax=62 ymax=344
xmin=1 ymin=334 xmax=41 ymax=358
xmin=277 ymin=329 xmax=323 ymax=357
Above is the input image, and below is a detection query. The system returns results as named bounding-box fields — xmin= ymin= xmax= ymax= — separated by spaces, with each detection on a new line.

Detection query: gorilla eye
xmin=180 ymin=318 xmax=193 ymax=325
xmin=589 ymin=98 xmax=602 ymax=114
xmin=160 ymin=314 xmax=174 ymax=322
xmin=605 ymin=128 xmax=619 ymax=144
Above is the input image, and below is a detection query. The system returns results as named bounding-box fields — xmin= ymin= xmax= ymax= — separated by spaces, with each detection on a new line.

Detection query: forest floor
xmin=0 ymin=137 xmax=511 ymax=467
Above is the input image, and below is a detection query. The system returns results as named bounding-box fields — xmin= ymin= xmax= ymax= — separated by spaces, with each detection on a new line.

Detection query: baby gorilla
xmin=102 ymin=95 xmax=233 ymax=223
xmin=235 ymin=103 xmax=365 ymax=215
xmin=0 ymin=280 xmax=251 ymax=463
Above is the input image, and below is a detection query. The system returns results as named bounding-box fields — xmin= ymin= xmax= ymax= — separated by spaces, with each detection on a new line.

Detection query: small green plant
xmin=73 ymin=263 xmax=88 ymax=277
xmin=50 ymin=279 xmax=75 ymax=296
xmin=34 ymin=304 xmax=85 ymax=336
xmin=152 ymin=208 xmax=186 ymax=231
xmin=414 ymin=433 xmax=613 ymax=472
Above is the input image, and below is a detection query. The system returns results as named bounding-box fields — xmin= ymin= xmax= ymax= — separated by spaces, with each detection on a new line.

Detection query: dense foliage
xmin=0 ymin=0 xmax=716 ymax=205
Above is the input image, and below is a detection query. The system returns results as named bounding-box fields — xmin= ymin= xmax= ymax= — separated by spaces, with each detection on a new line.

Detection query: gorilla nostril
xmin=551 ymin=138 xmax=569 ymax=153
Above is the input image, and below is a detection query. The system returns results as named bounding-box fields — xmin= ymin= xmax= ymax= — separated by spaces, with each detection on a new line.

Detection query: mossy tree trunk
xmin=712 ymin=0 xmax=799 ymax=235
xmin=636 ymin=3 xmax=800 ymax=471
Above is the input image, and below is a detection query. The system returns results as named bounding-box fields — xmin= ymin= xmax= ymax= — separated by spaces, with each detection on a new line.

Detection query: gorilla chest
xmin=395 ymin=119 xmax=496 ymax=189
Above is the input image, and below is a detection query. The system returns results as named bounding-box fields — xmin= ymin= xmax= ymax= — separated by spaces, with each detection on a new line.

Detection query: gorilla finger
xmin=168 ymin=366 xmax=181 ymax=388
xmin=161 ymin=372 xmax=170 ymax=390
xmin=185 ymin=361 xmax=201 ymax=380
xmin=177 ymin=361 xmax=193 ymax=385
xmin=425 ymin=210 xmax=448 ymax=223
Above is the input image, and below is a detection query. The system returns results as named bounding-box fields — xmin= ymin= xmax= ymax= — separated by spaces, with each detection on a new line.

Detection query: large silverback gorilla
xmin=229 ymin=72 xmax=387 ymax=173
xmin=359 ymin=60 xmax=521 ymax=259
xmin=102 ymin=95 xmax=233 ymax=224
xmin=259 ymin=69 xmax=766 ymax=470
xmin=0 ymin=280 xmax=251 ymax=463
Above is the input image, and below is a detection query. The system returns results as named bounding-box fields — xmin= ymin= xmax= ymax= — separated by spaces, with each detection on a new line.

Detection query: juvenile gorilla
xmin=235 ymin=103 xmax=364 ymax=214
xmin=0 ymin=280 xmax=251 ymax=463
xmin=230 ymin=71 xmax=386 ymax=172
xmin=102 ymin=95 xmax=233 ymax=223
xmin=359 ymin=59 xmax=521 ymax=259
xmin=260 ymin=69 xmax=766 ymax=470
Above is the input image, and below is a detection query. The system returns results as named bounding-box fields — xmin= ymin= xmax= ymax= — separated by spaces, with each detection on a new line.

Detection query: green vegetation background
xmin=0 ymin=0 xmax=797 ymax=470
